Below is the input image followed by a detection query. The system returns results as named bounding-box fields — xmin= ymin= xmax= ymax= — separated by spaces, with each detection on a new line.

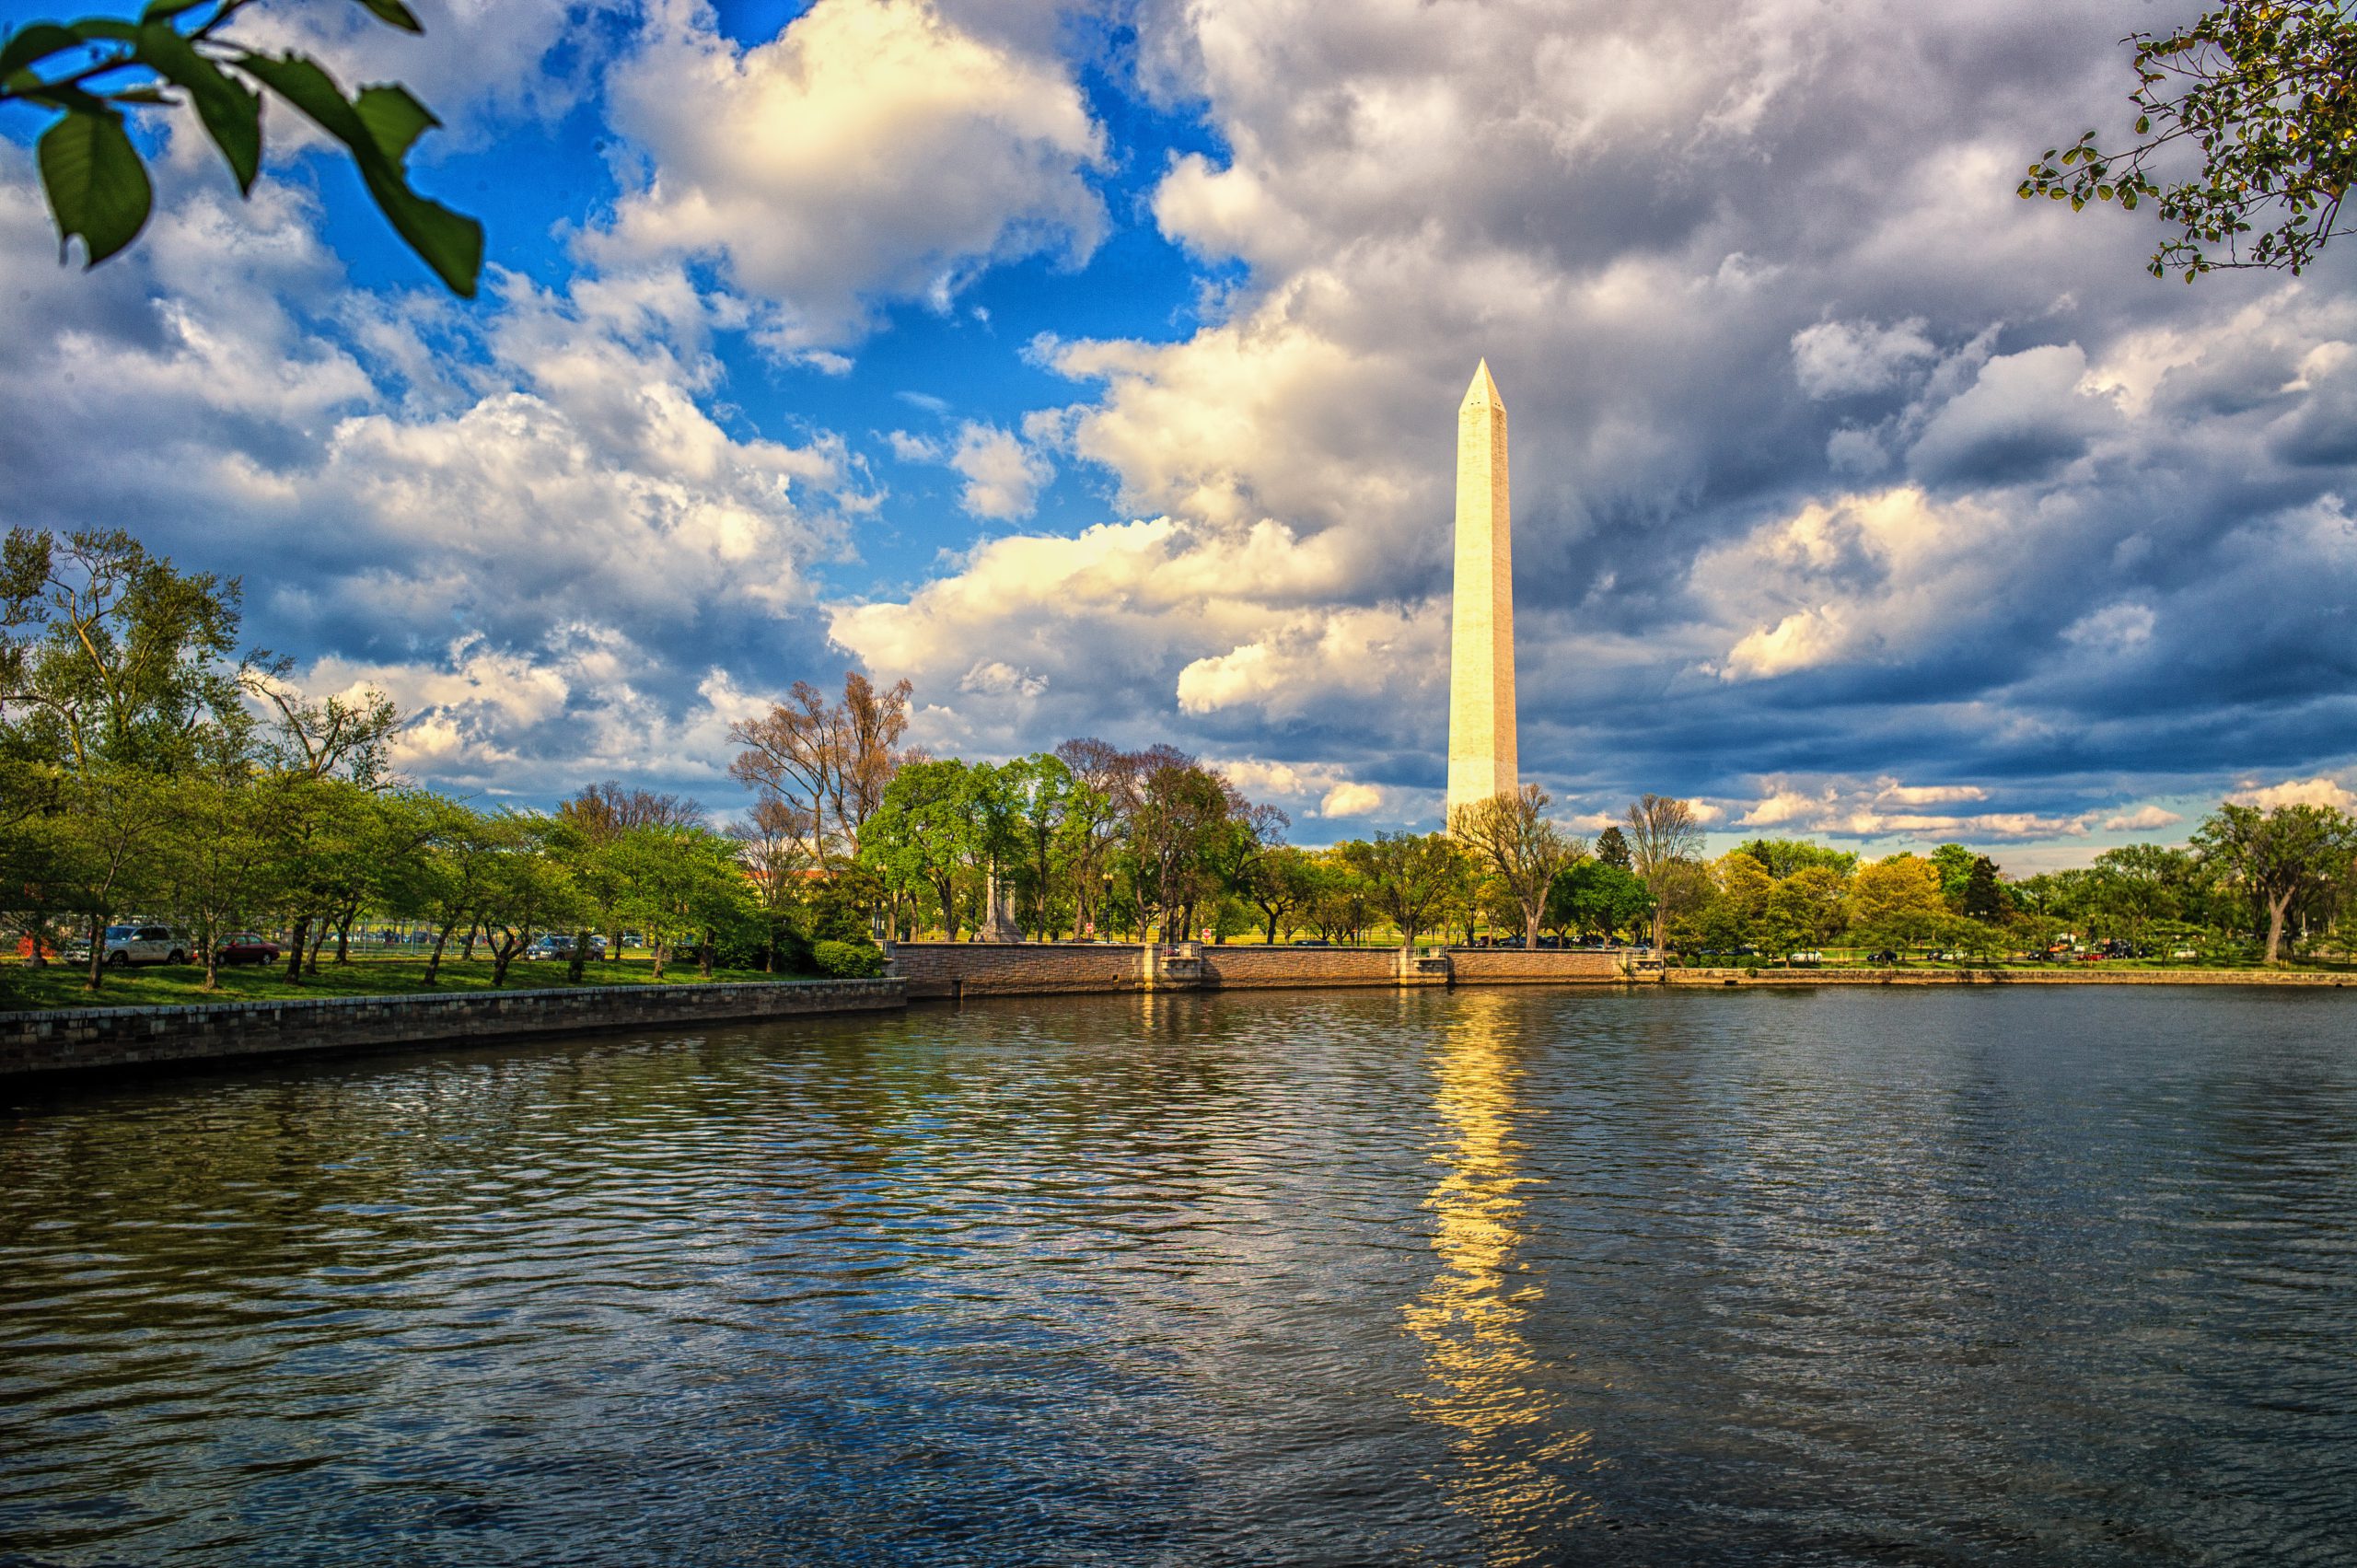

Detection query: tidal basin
xmin=3 ymin=989 xmax=2351 ymax=1565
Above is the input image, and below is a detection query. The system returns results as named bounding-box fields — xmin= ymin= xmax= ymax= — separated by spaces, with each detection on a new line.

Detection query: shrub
xmin=812 ymin=939 xmax=885 ymax=979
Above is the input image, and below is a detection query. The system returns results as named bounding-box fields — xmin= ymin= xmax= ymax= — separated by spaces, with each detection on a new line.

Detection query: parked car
xmin=1869 ymin=949 xmax=1898 ymax=965
xmin=2170 ymin=947 xmax=2199 ymax=961
xmin=213 ymin=933 xmax=282 ymax=966
xmin=523 ymin=934 xmax=608 ymax=961
xmin=1788 ymin=950 xmax=1824 ymax=967
xmin=101 ymin=924 xmax=193 ymax=966
xmin=1292 ymin=938 xmax=1332 ymax=947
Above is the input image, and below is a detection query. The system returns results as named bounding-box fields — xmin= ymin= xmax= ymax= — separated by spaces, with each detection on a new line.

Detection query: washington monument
xmin=1446 ymin=359 xmax=1518 ymax=818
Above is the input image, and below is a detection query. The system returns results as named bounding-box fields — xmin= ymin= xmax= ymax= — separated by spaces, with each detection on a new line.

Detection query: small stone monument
xmin=975 ymin=859 xmax=1024 ymax=943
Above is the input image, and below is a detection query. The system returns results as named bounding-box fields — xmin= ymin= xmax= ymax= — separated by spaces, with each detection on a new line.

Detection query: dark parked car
xmin=1869 ymin=949 xmax=1898 ymax=965
xmin=214 ymin=933 xmax=282 ymax=966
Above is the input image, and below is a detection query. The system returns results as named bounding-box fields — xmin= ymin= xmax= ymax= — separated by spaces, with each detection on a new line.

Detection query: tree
xmin=1849 ymin=854 xmax=1950 ymax=951
xmin=556 ymin=781 xmax=705 ymax=976
xmin=1546 ymin=860 xmax=1653 ymax=944
xmin=1929 ymin=843 xmax=1977 ymax=910
xmin=2193 ymin=800 xmax=2357 ymax=963
xmin=728 ymin=672 xmax=911 ymax=872
xmin=726 ymin=796 xmax=813 ymax=970
xmin=1736 ymin=838 xmax=1858 ymax=880
xmin=1594 ymin=825 xmax=1631 ymax=870
xmin=1 ymin=0 xmax=481 ymax=293
xmin=1000 ymin=753 xmax=1094 ymax=938
xmin=615 ymin=826 xmax=751 ymax=979
xmin=2 ymin=526 xmax=246 ymax=774
xmin=861 ymin=759 xmax=992 ymax=940
xmin=1961 ymin=854 xmax=2009 ymax=923
xmin=1450 ymin=784 xmax=1585 ymax=947
xmin=1125 ymin=747 xmax=1233 ymax=940
xmin=1621 ymin=795 xmax=1705 ymax=949
xmin=1761 ymin=865 xmax=1849 ymax=958
xmin=2023 ymin=1 xmax=2357 ymax=280
xmin=1244 ymin=843 xmax=1318 ymax=945
xmin=157 ymin=735 xmax=289 ymax=991
xmin=474 ymin=815 xmax=582 ymax=988
xmin=1339 ymin=832 xmax=1463 ymax=949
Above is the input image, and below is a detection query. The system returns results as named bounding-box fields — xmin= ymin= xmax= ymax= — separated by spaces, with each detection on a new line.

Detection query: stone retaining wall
xmin=0 ymin=978 xmax=907 ymax=1078
xmin=1669 ymin=966 xmax=2357 ymax=987
xmin=1448 ymin=948 xmax=1624 ymax=983
xmin=1199 ymin=945 xmax=1401 ymax=989
xmin=890 ymin=942 xmax=1147 ymax=999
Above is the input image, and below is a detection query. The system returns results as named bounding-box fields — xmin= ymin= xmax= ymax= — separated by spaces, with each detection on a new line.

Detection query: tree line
xmin=10 ymin=529 xmax=2351 ymax=1000
xmin=0 ymin=528 xmax=877 ymax=995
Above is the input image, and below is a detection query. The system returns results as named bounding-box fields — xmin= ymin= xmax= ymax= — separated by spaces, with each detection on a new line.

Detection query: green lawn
xmin=0 ymin=954 xmax=807 ymax=1011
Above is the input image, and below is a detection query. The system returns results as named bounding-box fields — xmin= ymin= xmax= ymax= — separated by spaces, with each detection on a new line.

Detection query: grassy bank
xmin=0 ymin=955 xmax=801 ymax=1012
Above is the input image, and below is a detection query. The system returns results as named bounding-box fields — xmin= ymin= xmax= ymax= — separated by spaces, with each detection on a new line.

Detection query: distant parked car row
xmin=521 ymin=934 xmax=609 ymax=961
xmin=89 ymin=925 xmax=282 ymax=967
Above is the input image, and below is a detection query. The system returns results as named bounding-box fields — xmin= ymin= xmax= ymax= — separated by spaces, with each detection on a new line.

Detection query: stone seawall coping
xmin=0 ymin=978 xmax=908 ymax=1079
xmin=1666 ymin=967 xmax=2357 ymax=987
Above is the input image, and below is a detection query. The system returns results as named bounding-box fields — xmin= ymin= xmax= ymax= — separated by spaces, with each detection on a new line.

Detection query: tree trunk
xmin=567 ymin=930 xmax=589 ymax=983
xmin=423 ymin=922 xmax=456 ymax=986
xmin=2266 ymin=891 xmax=2293 ymax=965
xmin=460 ymin=922 xmax=479 ymax=959
xmin=700 ymin=929 xmax=715 ymax=979
xmin=84 ymin=913 xmax=106 ymax=993
xmin=283 ymin=915 xmax=309 ymax=983
xmin=1524 ymin=906 xmax=1544 ymax=949
xmin=202 ymin=937 xmax=222 ymax=993
xmin=651 ymin=942 xmax=668 ymax=981
xmin=333 ymin=908 xmax=355 ymax=965
xmin=491 ymin=935 xmax=514 ymax=987
xmin=306 ymin=918 xmax=327 ymax=975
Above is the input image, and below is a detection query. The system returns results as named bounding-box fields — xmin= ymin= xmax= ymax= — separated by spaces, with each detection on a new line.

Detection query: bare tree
xmin=728 ymin=672 xmax=911 ymax=869
xmin=1622 ymin=794 xmax=1705 ymax=950
xmin=727 ymin=796 xmax=816 ymax=970
xmin=1449 ymin=784 xmax=1585 ymax=947
xmin=560 ymin=781 xmax=707 ymax=835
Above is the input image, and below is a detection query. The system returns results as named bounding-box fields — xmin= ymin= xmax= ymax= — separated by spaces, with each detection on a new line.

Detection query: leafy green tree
xmin=1546 ymin=860 xmax=1654 ymax=944
xmin=1593 ymin=825 xmax=1631 ymax=870
xmin=1 ymin=0 xmax=481 ymax=292
xmin=617 ymin=826 xmax=754 ymax=979
xmin=156 ymin=735 xmax=289 ymax=990
xmin=1849 ymin=854 xmax=1949 ymax=951
xmin=2024 ymin=1 xmax=2357 ymax=279
xmin=1762 ymin=865 xmax=1849 ymax=958
xmin=1961 ymin=854 xmax=2008 ymax=923
xmin=1 ymin=526 xmax=246 ymax=773
xmin=412 ymin=796 xmax=500 ymax=986
xmin=2193 ymin=800 xmax=2357 ymax=963
xmin=1929 ymin=843 xmax=1977 ymax=910
xmin=50 ymin=763 xmax=169 ymax=990
xmin=474 ymin=815 xmax=583 ymax=987
xmin=1338 ymin=832 xmax=1463 ymax=949
xmin=1736 ymin=838 xmax=1858 ymax=880
xmin=862 ymin=758 xmax=985 ymax=939
xmin=1244 ymin=843 xmax=1318 ymax=945
xmin=1000 ymin=752 xmax=1095 ymax=939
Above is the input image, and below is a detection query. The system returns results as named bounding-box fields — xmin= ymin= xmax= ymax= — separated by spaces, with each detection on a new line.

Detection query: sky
xmin=5 ymin=0 xmax=2357 ymax=866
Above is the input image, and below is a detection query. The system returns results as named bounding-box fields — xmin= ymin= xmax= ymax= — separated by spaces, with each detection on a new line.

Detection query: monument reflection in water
xmin=1404 ymin=990 xmax=1597 ymax=1548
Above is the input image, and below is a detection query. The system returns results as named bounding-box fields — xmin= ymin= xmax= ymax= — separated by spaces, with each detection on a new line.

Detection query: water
xmin=2 ymin=987 xmax=2352 ymax=1566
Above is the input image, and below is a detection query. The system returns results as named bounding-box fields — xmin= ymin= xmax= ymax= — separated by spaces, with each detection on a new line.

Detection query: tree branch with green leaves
xmin=1 ymin=0 xmax=481 ymax=293
xmin=2024 ymin=0 xmax=2357 ymax=280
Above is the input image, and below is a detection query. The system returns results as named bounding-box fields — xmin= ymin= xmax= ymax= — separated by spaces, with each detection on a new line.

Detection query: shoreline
xmin=0 ymin=977 xmax=907 ymax=1080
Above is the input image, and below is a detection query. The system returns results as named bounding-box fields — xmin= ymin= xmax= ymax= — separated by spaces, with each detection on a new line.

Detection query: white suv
xmin=101 ymin=924 xmax=193 ymax=966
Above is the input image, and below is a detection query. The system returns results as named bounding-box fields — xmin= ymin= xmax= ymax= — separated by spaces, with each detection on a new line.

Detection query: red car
xmin=214 ymin=933 xmax=283 ymax=966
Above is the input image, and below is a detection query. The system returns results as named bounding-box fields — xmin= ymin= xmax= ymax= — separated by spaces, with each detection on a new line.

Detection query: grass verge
xmin=0 ymin=955 xmax=810 ymax=1012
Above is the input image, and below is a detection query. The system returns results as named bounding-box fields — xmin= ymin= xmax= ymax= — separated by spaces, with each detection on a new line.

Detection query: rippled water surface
xmin=4 ymin=987 xmax=2354 ymax=1565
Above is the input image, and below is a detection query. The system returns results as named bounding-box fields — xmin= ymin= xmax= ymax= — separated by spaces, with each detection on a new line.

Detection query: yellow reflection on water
xmin=1402 ymin=991 xmax=1596 ymax=1551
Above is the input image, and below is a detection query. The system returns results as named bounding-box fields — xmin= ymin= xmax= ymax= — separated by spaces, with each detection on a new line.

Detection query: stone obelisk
xmin=1446 ymin=360 xmax=1518 ymax=819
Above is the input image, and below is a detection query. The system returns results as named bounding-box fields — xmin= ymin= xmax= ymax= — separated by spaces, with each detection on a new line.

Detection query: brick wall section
xmin=1669 ymin=967 xmax=2357 ymax=988
xmin=1448 ymin=948 xmax=1623 ymax=983
xmin=889 ymin=942 xmax=1147 ymax=999
xmin=1201 ymin=946 xmax=1400 ymax=989
xmin=0 ymin=978 xmax=907 ymax=1078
